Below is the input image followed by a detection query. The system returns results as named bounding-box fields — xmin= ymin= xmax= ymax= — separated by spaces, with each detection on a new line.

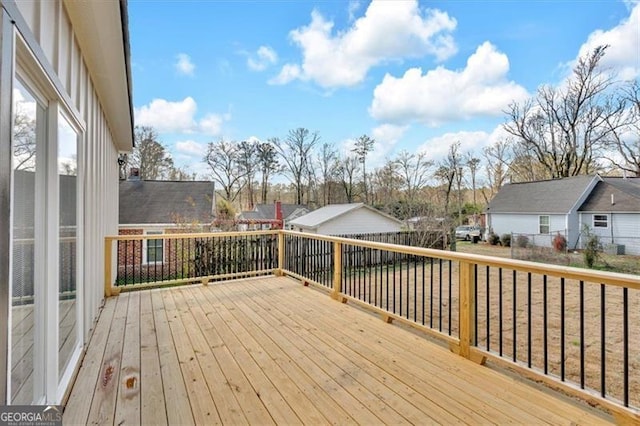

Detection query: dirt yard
xmin=341 ymin=252 xmax=640 ymax=410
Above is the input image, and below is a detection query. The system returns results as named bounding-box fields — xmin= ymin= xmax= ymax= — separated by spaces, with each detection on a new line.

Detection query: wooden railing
xmin=104 ymin=229 xmax=640 ymax=423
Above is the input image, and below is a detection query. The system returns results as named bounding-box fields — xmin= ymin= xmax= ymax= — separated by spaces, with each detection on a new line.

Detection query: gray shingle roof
xmin=239 ymin=204 xmax=309 ymax=221
xmin=579 ymin=178 xmax=640 ymax=212
xmin=487 ymin=175 xmax=597 ymax=214
xmin=119 ymin=180 xmax=214 ymax=225
xmin=289 ymin=203 xmax=401 ymax=229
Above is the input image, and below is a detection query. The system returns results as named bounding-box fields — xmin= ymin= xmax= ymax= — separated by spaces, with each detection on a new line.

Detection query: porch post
xmin=331 ymin=242 xmax=346 ymax=303
xmin=276 ymin=231 xmax=285 ymax=276
xmin=0 ymin=8 xmax=14 ymax=404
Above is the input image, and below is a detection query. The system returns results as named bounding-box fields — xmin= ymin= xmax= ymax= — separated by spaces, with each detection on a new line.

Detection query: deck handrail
xmin=104 ymin=229 xmax=640 ymax=423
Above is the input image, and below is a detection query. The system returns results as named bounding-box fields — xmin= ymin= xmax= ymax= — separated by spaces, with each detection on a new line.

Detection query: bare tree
xmin=337 ymin=155 xmax=361 ymax=203
xmin=504 ymin=46 xmax=625 ymax=179
xmin=128 ymin=126 xmax=177 ymax=180
xmin=434 ymin=142 xmax=462 ymax=218
xmin=370 ymin=160 xmax=401 ymax=208
xmin=273 ymin=128 xmax=320 ymax=204
xmin=466 ymin=156 xmax=481 ymax=206
xmin=13 ymin=105 xmax=36 ymax=171
xmin=352 ymin=134 xmax=375 ymax=203
xmin=257 ymin=141 xmax=280 ymax=204
xmin=204 ymin=140 xmax=246 ymax=202
xmin=482 ymin=140 xmax=510 ymax=200
xmin=605 ymin=81 xmax=640 ymax=176
xmin=238 ymin=140 xmax=259 ymax=209
xmin=393 ymin=150 xmax=433 ymax=218
xmin=318 ymin=143 xmax=339 ymax=206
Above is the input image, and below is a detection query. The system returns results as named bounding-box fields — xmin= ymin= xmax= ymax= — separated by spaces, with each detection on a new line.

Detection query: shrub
xmin=515 ymin=235 xmax=529 ymax=248
xmin=501 ymin=233 xmax=512 ymax=247
xmin=488 ymin=233 xmax=500 ymax=245
xmin=583 ymin=234 xmax=600 ymax=268
xmin=552 ymin=232 xmax=567 ymax=252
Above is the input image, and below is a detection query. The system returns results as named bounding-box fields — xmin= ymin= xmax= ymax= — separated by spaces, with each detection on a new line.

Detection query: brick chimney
xmin=275 ymin=201 xmax=283 ymax=229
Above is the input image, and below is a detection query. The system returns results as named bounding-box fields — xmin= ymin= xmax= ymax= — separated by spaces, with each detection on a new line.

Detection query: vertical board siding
xmin=14 ymin=0 xmax=124 ymax=339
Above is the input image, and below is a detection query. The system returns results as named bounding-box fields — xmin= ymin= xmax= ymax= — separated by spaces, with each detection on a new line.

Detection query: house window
xmin=593 ymin=214 xmax=609 ymax=228
xmin=539 ymin=215 xmax=550 ymax=234
xmin=145 ymin=231 xmax=164 ymax=263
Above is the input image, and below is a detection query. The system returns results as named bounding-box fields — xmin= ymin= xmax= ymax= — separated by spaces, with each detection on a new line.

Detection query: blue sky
xmin=128 ymin=0 xmax=639 ymax=177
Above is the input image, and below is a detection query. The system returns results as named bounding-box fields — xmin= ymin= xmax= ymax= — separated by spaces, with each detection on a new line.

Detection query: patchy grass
xmin=456 ymin=241 xmax=640 ymax=276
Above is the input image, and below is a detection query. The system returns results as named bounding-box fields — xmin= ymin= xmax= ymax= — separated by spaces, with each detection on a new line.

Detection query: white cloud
xmin=370 ymin=42 xmax=529 ymax=126
xmin=135 ymin=97 xmax=197 ymax=133
xmin=175 ymin=140 xmax=207 ymax=157
xmin=574 ymin=3 xmax=640 ymax=80
xmin=416 ymin=126 xmax=508 ymax=161
xmin=247 ymin=46 xmax=278 ymax=71
xmin=269 ymin=64 xmax=302 ymax=85
xmin=272 ymin=0 xmax=457 ymax=88
xmin=135 ymin=97 xmax=230 ymax=136
xmin=199 ymin=113 xmax=230 ymax=136
xmin=348 ymin=0 xmax=361 ymax=22
xmin=175 ymin=53 xmax=195 ymax=76
xmin=338 ymin=124 xmax=407 ymax=169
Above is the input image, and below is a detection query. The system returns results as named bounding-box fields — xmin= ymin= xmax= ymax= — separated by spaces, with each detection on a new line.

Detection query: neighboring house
xmin=486 ymin=175 xmax=640 ymax=255
xmin=577 ymin=177 xmax=640 ymax=255
xmin=237 ymin=202 xmax=310 ymax=230
xmin=289 ymin=203 xmax=403 ymax=235
xmin=0 ymin=0 xmax=133 ymax=405
xmin=118 ymin=179 xmax=215 ymax=273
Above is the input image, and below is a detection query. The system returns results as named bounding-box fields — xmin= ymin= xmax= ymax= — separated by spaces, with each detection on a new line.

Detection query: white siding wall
xmin=489 ymin=213 xmax=567 ymax=247
xmin=15 ymin=0 xmax=121 ymax=336
xmin=579 ymin=213 xmax=640 ymax=255
xmin=316 ymin=208 xmax=402 ymax=235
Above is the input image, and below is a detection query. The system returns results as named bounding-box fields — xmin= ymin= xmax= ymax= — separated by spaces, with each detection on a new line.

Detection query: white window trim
xmin=143 ymin=230 xmax=165 ymax=265
xmin=593 ymin=214 xmax=609 ymax=229
xmin=539 ymin=215 xmax=550 ymax=234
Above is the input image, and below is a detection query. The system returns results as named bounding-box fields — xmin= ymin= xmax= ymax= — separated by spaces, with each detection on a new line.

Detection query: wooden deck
xmin=64 ymin=276 xmax=612 ymax=425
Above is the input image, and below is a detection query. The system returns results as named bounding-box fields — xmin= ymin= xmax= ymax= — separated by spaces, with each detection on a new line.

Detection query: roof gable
xmin=119 ymin=180 xmax=214 ymax=225
xmin=579 ymin=178 xmax=640 ymax=212
xmin=487 ymin=175 xmax=598 ymax=214
xmin=289 ymin=203 xmax=401 ymax=229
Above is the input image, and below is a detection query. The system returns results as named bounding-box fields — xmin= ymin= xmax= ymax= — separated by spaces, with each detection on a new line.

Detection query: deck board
xmin=64 ymin=276 xmax=614 ymax=425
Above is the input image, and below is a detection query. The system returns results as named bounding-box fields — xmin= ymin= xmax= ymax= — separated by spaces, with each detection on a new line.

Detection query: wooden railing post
xmin=331 ymin=242 xmax=346 ymax=303
xmin=276 ymin=231 xmax=285 ymax=276
xmin=452 ymin=260 xmax=484 ymax=363
xmin=458 ymin=261 xmax=474 ymax=358
xmin=104 ymin=237 xmax=112 ymax=297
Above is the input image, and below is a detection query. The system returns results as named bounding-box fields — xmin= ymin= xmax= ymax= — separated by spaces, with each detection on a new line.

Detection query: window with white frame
xmin=539 ymin=215 xmax=550 ymax=234
xmin=145 ymin=231 xmax=164 ymax=263
xmin=593 ymin=214 xmax=609 ymax=228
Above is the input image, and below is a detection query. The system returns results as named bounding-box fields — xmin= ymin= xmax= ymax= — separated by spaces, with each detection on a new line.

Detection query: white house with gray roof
xmin=289 ymin=203 xmax=402 ymax=235
xmin=577 ymin=177 xmax=640 ymax=255
xmin=487 ymin=175 xmax=640 ymax=254
xmin=486 ymin=176 xmax=599 ymax=250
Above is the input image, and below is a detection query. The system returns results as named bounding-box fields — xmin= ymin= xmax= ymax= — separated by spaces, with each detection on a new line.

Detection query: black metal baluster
xmin=600 ymin=284 xmax=606 ymax=398
xmin=422 ymin=257 xmax=426 ymax=326
xmin=429 ymin=258 xmax=434 ymax=328
xmin=486 ymin=265 xmax=490 ymax=352
xmin=499 ymin=268 xmax=503 ymax=356
xmin=543 ymin=275 xmax=548 ymax=374
xmin=399 ymin=251 xmax=403 ymax=317
xmin=527 ymin=272 xmax=532 ymax=368
xmin=580 ymin=280 xmax=585 ymax=389
xmin=561 ymin=277 xmax=565 ymax=382
xmin=513 ymin=270 xmax=517 ymax=362
xmin=439 ymin=259 xmax=443 ymax=332
xmin=393 ymin=250 xmax=397 ymax=314
xmin=623 ymin=287 xmax=629 ymax=407
xmin=448 ymin=260 xmax=452 ymax=335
